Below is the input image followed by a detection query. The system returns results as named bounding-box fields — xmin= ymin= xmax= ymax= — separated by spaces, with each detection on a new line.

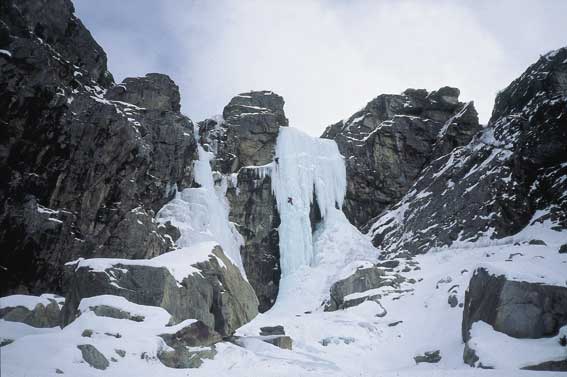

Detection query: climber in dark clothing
xmin=288 ymin=197 xmax=293 ymax=205
xmin=275 ymin=157 xmax=279 ymax=165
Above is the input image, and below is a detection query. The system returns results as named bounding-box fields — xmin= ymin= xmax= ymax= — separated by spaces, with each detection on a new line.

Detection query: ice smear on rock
xmin=158 ymin=141 xmax=245 ymax=276
xmin=271 ymin=127 xmax=347 ymax=276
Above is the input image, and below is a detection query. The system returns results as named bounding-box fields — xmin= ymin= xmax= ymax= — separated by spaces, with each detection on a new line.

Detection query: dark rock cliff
xmin=322 ymin=87 xmax=481 ymax=228
xmin=0 ymin=0 xmax=197 ymax=295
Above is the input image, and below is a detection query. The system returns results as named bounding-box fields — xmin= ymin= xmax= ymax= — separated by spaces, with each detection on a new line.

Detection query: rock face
xmin=198 ymin=93 xmax=286 ymax=312
xmin=222 ymin=91 xmax=288 ymax=170
xmin=199 ymin=91 xmax=288 ymax=174
xmin=62 ymin=246 xmax=259 ymax=336
xmin=225 ymin=168 xmax=280 ymax=312
xmin=367 ymin=48 xmax=567 ymax=256
xmin=0 ymin=0 xmax=197 ymax=295
xmin=462 ymin=268 xmax=567 ymax=341
xmin=323 ymin=87 xmax=480 ymax=228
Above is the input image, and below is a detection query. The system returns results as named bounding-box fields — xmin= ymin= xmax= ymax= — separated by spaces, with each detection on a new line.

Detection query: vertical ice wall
xmin=271 ymin=127 xmax=346 ymax=276
xmin=157 ymin=132 xmax=246 ymax=276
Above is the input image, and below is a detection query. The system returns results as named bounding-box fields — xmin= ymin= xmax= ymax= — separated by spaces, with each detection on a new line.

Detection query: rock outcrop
xmin=198 ymin=93 xmax=286 ymax=312
xmin=62 ymin=246 xmax=259 ymax=336
xmin=0 ymin=0 xmax=197 ymax=295
xmin=199 ymin=91 xmax=288 ymax=174
xmin=367 ymin=48 xmax=567 ymax=256
xmin=324 ymin=265 xmax=405 ymax=311
xmin=225 ymin=168 xmax=280 ymax=312
xmin=105 ymin=73 xmax=181 ymax=112
xmin=323 ymin=87 xmax=481 ymax=228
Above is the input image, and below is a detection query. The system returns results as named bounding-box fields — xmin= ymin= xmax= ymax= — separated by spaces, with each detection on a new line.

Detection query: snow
xmin=0 ymin=296 xmax=188 ymax=377
xmin=0 ymin=49 xmax=11 ymax=57
xmin=0 ymin=294 xmax=64 ymax=311
xmin=78 ymin=295 xmax=172 ymax=326
xmin=271 ymin=127 xmax=346 ymax=276
xmin=2 ymin=119 xmax=566 ymax=376
xmin=468 ymin=321 xmax=567 ymax=369
xmin=4 ymin=215 xmax=565 ymax=376
xmin=157 ymin=142 xmax=245 ymax=276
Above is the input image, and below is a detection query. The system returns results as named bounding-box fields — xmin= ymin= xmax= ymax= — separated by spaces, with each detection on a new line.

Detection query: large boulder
xmin=0 ymin=0 xmax=198 ymax=295
xmin=62 ymin=245 xmax=259 ymax=336
xmin=322 ymin=87 xmax=481 ymax=228
xmin=462 ymin=268 xmax=567 ymax=341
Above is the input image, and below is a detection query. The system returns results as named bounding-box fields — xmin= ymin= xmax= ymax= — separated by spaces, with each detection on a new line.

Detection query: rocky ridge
xmin=366 ymin=48 xmax=567 ymax=256
xmin=323 ymin=86 xmax=481 ymax=228
xmin=0 ymin=0 xmax=197 ymax=295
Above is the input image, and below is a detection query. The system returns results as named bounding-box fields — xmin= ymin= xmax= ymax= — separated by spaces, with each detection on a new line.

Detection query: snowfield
xmin=1 ymin=127 xmax=566 ymax=376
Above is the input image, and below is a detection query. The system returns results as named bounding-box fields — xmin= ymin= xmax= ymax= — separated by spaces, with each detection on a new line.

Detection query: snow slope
xmin=189 ymin=213 xmax=567 ymax=376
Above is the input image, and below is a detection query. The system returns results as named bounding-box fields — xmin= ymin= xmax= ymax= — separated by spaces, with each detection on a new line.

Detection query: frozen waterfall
xmin=271 ymin=127 xmax=346 ymax=276
xmin=157 ymin=142 xmax=246 ymax=277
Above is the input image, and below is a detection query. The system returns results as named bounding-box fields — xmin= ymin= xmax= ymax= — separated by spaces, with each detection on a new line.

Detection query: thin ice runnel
xmin=270 ymin=127 xmax=346 ymax=276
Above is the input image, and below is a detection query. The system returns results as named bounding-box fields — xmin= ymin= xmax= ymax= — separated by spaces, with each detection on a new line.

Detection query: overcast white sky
xmin=74 ymin=0 xmax=567 ymax=136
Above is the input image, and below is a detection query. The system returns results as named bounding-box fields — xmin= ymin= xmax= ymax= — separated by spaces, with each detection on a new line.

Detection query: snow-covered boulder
xmin=0 ymin=294 xmax=64 ymax=328
xmin=324 ymin=265 xmax=405 ymax=311
xmin=462 ymin=267 xmax=567 ymax=340
xmin=462 ymin=267 xmax=567 ymax=370
xmin=464 ymin=321 xmax=567 ymax=370
xmin=158 ymin=320 xmax=222 ymax=368
xmin=62 ymin=244 xmax=259 ymax=336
